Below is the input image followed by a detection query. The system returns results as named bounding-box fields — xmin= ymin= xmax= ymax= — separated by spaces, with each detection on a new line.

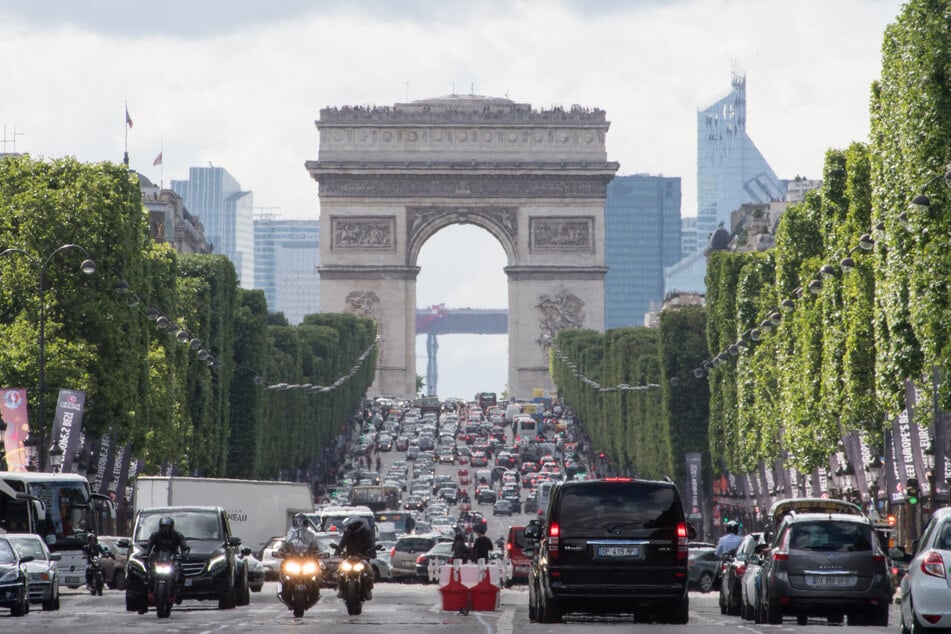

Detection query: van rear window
xmin=557 ymin=483 xmax=680 ymax=533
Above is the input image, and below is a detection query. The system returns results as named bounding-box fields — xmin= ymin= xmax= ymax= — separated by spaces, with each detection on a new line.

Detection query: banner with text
xmin=50 ymin=389 xmax=86 ymax=473
xmin=0 ymin=389 xmax=29 ymax=471
xmin=683 ymin=452 xmax=702 ymax=521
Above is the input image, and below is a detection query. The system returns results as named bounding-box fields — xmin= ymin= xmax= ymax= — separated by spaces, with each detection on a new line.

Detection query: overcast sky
xmin=1 ymin=0 xmax=905 ymax=399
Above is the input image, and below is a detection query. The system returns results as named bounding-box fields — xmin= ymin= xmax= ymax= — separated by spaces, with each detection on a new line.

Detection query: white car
xmin=896 ymin=507 xmax=951 ymax=631
xmin=6 ymin=533 xmax=61 ymax=611
xmin=259 ymin=536 xmax=284 ymax=581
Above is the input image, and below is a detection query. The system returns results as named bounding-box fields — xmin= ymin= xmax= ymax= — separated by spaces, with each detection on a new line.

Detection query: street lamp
xmin=1 ymin=244 xmax=96 ymax=471
xmin=866 ymin=456 xmax=884 ymax=518
xmin=49 ymin=444 xmax=64 ymax=474
xmin=22 ymin=435 xmax=38 ymax=472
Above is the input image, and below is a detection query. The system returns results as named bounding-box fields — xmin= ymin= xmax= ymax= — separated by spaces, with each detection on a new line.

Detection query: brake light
xmin=548 ymin=522 xmax=560 ymax=561
xmin=603 ymin=477 xmax=632 ymax=482
xmin=772 ymin=552 xmax=789 ymax=561
xmin=921 ymin=551 xmax=946 ymax=579
xmin=506 ymin=542 xmax=512 ymax=551
xmin=676 ymin=522 xmax=688 ymax=561
xmin=390 ymin=546 xmax=395 ymax=559
xmin=872 ymin=552 xmax=885 ymax=563
xmin=735 ymin=563 xmax=747 ymax=578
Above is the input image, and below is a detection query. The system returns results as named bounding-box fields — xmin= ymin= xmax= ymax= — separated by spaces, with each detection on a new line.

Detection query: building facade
xmin=137 ymin=173 xmax=211 ymax=254
xmin=171 ymin=166 xmax=254 ymax=288
xmin=253 ymin=216 xmax=320 ymax=324
xmin=696 ymin=72 xmax=786 ymax=239
xmin=604 ymin=174 xmax=682 ymax=329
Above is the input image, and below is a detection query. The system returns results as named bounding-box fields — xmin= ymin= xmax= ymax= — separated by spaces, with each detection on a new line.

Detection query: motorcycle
xmin=277 ymin=541 xmax=325 ymax=618
xmin=86 ymin=554 xmax=105 ymax=596
xmin=148 ymin=550 xmax=180 ymax=619
xmin=336 ymin=546 xmax=382 ymax=616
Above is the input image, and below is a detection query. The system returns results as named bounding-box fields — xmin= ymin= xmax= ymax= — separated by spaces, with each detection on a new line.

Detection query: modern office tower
xmin=604 ymin=174 xmax=682 ymax=329
xmin=680 ymin=216 xmax=699 ymax=256
xmin=253 ymin=215 xmax=320 ymax=324
xmin=696 ymin=72 xmax=786 ymax=239
xmin=171 ymin=166 xmax=254 ymax=288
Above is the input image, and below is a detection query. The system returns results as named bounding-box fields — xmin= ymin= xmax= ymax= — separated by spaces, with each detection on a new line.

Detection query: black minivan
xmin=525 ymin=478 xmax=692 ymax=623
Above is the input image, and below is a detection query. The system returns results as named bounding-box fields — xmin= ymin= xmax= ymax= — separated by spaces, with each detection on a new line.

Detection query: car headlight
xmin=282 ymin=560 xmax=302 ymax=575
xmin=0 ymin=569 xmax=20 ymax=583
xmin=207 ymin=554 xmax=227 ymax=572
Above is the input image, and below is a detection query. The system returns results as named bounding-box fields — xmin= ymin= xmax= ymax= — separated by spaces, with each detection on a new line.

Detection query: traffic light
xmin=906 ymin=478 xmax=920 ymax=506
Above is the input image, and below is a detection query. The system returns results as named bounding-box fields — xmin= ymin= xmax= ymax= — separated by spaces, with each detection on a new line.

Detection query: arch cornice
xmin=406 ymin=206 xmax=518 ymax=266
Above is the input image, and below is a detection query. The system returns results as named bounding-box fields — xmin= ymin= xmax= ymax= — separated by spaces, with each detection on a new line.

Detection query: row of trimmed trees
xmin=0 ymin=154 xmax=375 ymax=479
xmin=551 ymin=0 xmax=950 ymax=496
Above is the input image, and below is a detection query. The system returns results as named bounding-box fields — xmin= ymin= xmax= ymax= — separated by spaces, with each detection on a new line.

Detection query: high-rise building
xmin=253 ymin=216 xmax=320 ymax=324
xmin=696 ymin=72 xmax=786 ymax=238
xmin=604 ymin=174 xmax=682 ymax=329
xmin=680 ymin=216 xmax=699 ymax=256
xmin=171 ymin=166 xmax=254 ymax=288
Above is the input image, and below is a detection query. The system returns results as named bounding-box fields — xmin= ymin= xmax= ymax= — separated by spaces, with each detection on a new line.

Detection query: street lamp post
xmin=867 ymin=456 xmax=884 ymax=520
xmin=1 ymin=245 xmax=96 ymax=471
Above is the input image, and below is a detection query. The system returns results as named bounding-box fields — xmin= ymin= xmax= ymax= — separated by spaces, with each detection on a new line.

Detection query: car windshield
xmin=788 ymin=521 xmax=871 ymax=552
xmin=557 ymin=483 xmax=680 ymax=533
xmin=0 ymin=539 xmax=16 ymax=564
xmin=9 ymin=537 xmax=46 ymax=560
xmin=134 ymin=511 xmax=222 ymax=541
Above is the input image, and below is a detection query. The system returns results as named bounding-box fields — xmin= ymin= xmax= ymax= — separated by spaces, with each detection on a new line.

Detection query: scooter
xmin=86 ymin=554 xmax=104 ymax=596
xmin=277 ymin=541 xmax=326 ymax=618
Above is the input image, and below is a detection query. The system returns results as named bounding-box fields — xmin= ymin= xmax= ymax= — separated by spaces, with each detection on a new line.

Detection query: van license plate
xmin=805 ymin=575 xmax=854 ymax=587
xmin=597 ymin=546 xmax=639 ymax=558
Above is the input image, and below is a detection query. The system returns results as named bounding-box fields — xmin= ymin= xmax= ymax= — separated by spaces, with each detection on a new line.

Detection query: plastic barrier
xmin=439 ymin=567 xmax=469 ymax=611
xmin=470 ymin=569 xmax=500 ymax=611
xmin=436 ymin=562 xmax=505 ymax=611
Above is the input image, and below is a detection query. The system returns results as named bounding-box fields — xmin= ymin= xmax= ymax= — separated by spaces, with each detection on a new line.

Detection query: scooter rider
xmin=715 ymin=520 xmax=743 ymax=558
xmin=82 ymin=533 xmax=112 ymax=587
xmin=334 ymin=516 xmax=375 ymax=599
xmin=142 ymin=516 xmax=189 ymax=614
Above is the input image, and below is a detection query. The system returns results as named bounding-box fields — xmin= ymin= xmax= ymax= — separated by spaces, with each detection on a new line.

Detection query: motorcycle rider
xmin=715 ymin=520 xmax=743 ymax=558
xmin=82 ymin=532 xmax=111 ymax=589
xmin=334 ymin=516 xmax=375 ymax=600
xmin=279 ymin=513 xmax=320 ymax=557
xmin=142 ymin=516 xmax=189 ymax=614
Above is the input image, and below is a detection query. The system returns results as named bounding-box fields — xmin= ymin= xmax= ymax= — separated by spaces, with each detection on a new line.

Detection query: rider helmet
xmin=159 ymin=516 xmax=175 ymax=535
xmin=725 ymin=520 xmax=739 ymax=534
xmin=342 ymin=516 xmax=368 ymax=536
xmin=292 ymin=513 xmax=307 ymax=530
xmin=86 ymin=532 xmax=97 ymax=544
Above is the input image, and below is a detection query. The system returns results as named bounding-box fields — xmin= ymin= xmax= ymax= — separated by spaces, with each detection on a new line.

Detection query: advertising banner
xmin=125 ymin=458 xmax=143 ymax=503
xmin=50 ymin=389 xmax=86 ymax=473
xmin=108 ymin=444 xmax=131 ymax=502
xmin=92 ymin=432 xmax=116 ymax=495
xmin=683 ymin=452 xmax=702 ymax=521
xmin=0 ymin=388 xmax=30 ymax=471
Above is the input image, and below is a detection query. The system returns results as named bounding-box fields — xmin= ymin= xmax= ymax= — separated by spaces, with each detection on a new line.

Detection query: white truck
xmin=133 ymin=476 xmax=314 ymax=555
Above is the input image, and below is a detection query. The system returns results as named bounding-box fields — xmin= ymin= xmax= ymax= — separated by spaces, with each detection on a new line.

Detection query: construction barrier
xmin=435 ymin=561 xmax=506 ymax=611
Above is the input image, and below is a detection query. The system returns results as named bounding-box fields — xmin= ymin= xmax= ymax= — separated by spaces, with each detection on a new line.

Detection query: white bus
xmin=0 ymin=471 xmax=116 ymax=588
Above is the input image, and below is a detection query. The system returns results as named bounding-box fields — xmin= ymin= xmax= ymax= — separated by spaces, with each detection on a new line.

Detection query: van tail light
xmin=390 ymin=546 xmax=395 ymax=559
xmin=676 ymin=522 xmax=688 ymax=561
xmin=548 ymin=522 xmax=560 ymax=561
xmin=735 ymin=562 xmax=747 ymax=578
xmin=506 ymin=542 xmax=512 ymax=552
xmin=772 ymin=551 xmax=789 ymax=561
xmin=872 ymin=552 xmax=885 ymax=563
xmin=921 ymin=551 xmax=946 ymax=579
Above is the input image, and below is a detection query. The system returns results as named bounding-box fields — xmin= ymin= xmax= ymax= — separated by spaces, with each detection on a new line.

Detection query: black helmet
xmin=159 ymin=516 xmax=175 ymax=533
xmin=86 ymin=532 xmax=97 ymax=544
xmin=342 ymin=516 xmax=367 ymax=536
xmin=726 ymin=520 xmax=739 ymax=534
xmin=473 ymin=522 xmax=487 ymax=534
xmin=292 ymin=513 xmax=307 ymax=530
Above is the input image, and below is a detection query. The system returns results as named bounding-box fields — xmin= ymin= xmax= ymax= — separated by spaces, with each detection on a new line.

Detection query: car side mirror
xmin=117 ymin=538 xmax=131 ymax=549
xmin=522 ymin=547 xmax=535 ymax=558
xmin=229 ymin=536 xmax=242 ymax=547
xmin=49 ymin=553 xmax=62 ymax=561
xmin=888 ymin=546 xmax=909 ymax=562
xmin=241 ymin=548 xmax=252 ymax=557
xmin=20 ymin=555 xmax=34 ymax=564
xmin=45 ymin=534 xmax=56 ymax=547
xmin=686 ymin=522 xmax=698 ymax=541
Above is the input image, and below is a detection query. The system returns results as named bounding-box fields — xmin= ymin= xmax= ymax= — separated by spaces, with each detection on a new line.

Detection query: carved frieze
xmin=407 ymin=206 xmax=517 ymax=246
xmin=344 ymin=290 xmax=381 ymax=319
xmin=530 ymin=217 xmax=594 ymax=251
xmin=331 ymin=216 xmax=396 ymax=251
xmin=318 ymin=174 xmax=609 ymax=199
xmin=536 ymin=289 xmax=585 ymax=348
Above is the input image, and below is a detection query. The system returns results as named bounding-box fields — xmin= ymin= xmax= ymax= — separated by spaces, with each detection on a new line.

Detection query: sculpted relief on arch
xmin=536 ymin=289 xmax=585 ymax=348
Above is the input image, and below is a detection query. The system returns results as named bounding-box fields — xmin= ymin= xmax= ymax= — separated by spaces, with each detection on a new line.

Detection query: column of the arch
xmin=318 ymin=265 xmax=419 ymax=399
xmin=505 ymin=265 xmax=607 ymax=400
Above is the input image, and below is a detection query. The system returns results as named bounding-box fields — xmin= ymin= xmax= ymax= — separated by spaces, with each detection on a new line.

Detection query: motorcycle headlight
xmin=302 ymin=561 xmax=319 ymax=576
xmin=282 ymin=560 xmax=302 ymax=575
xmin=207 ymin=554 xmax=226 ymax=572
xmin=0 ymin=569 xmax=20 ymax=583
xmin=338 ymin=560 xmax=353 ymax=572
xmin=154 ymin=564 xmax=174 ymax=575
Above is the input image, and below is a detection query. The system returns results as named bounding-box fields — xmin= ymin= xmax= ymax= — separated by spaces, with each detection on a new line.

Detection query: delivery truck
xmin=133 ymin=476 xmax=314 ymax=555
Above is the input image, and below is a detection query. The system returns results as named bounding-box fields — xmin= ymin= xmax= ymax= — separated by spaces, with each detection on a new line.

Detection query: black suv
xmin=525 ymin=478 xmax=692 ymax=623
xmin=121 ymin=506 xmax=250 ymax=612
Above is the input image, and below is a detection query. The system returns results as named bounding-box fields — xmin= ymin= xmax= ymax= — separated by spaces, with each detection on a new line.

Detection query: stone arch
xmin=406 ymin=206 xmax=518 ymax=267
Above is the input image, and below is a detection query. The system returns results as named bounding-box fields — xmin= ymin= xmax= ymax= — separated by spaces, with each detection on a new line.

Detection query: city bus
xmin=0 ymin=472 xmax=116 ymax=588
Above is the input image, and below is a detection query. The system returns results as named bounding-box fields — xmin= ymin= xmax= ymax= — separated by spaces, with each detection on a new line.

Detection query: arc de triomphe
xmin=306 ymin=95 xmax=618 ymax=399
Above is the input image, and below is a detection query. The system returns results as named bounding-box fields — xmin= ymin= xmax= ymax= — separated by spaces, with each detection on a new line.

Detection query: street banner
xmin=772 ymin=457 xmax=786 ymax=500
xmin=758 ymin=461 xmax=774 ymax=510
xmin=0 ymin=389 xmax=29 ymax=471
xmin=50 ymin=389 xmax=86 ymax=473
xmin=841 ymin=431 xmax=869 ymax=498
xmin=92 ymin=432 xmax=116 ymax=495
xmin=108 ymin=444 xmax=131 ymax=502
xmin=683 ymin=452 xmax=702 ymax=521
xmin=904 ymin=380 xmax=932 ymax=494
xmin=125 ymin=458 xmax=143 ymax=503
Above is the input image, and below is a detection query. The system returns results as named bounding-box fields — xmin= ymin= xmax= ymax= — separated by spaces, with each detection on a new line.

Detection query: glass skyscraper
xmin=253 ymin=217 xmax=320 ymax=324
xmin=604 ymin=174 xmax=682 ymax=328
xmin=171 ymin=166 xmax=255 ymax=288
xmin=696 ymin=72 xmax=786 ymax=238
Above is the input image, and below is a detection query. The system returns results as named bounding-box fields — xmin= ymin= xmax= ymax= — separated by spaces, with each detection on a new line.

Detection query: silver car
xmin=894 ymin=506 xmax=951 ymax=631
xmin=758 ymin=513 xmax=890 ymax=626
xmin=6 ymin=533 xmax=61 ymax=611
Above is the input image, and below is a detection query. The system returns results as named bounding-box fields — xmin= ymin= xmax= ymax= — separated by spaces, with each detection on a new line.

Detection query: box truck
xmin=133 ymin=476 xmax=314 ymax=555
